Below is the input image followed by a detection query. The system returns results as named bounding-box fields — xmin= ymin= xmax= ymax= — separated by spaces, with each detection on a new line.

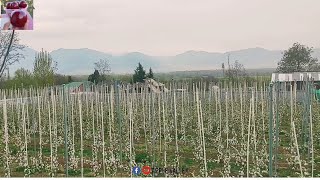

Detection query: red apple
xmin=6 ymin=2 xmax=12 ymax=9
xmin=10 ymin=10 xmax=28 ymax=28
xmin=11 ymin=2 xmax=19 ymax=9
xmin=19 ymin=1 xmax=28 ymax=8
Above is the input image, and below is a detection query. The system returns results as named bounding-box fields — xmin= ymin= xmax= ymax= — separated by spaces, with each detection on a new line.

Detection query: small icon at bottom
xmin=142 ymin=165 xmax=151 ymax=175
xmin=132 ymin=166 xmax=141 ymax=175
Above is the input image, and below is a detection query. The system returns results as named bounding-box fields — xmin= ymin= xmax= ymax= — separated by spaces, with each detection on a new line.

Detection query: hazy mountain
xmin=9 ymin=47 xmax=320 ymax=75
xmin=50 ymin=48 xmax=112 ymax=75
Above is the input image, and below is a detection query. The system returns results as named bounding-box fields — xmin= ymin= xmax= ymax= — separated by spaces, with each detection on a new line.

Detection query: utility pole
xmin=268 ymin=83 xmax=274 ymax=177
xmin=227 ymin=53 xmax=231 ymax=80
xmin=222 ymin=63 xmax=225 ymax=78
xmin=115 ymin=80 xmax=123 ymax=176
xmin=227 ymin=54 xmax=230 ymax=73
xmin=63 ymin=84 xmax=69 ymax=177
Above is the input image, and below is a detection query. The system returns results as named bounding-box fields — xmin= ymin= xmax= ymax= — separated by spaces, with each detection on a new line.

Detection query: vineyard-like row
xmin=0 ymin=81 xmax=319 ymax=177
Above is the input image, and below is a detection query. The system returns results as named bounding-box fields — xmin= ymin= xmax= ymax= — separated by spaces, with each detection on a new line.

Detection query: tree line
xmin=1 ymin=31 xmax=319 ymax=89
xmin=2 ymin=49 xmax=72 ymax=89
xmin=87 ymin=62 xmax=154 ymax=84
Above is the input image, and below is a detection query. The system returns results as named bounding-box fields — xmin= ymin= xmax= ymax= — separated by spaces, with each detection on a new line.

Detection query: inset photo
xmin=0 ymin=1 xmax=2 ymax=28
xmin=0 ymin=0 xmax=34 ymax=30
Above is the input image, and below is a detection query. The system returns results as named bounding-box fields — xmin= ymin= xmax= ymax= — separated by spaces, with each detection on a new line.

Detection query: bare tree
xmin=0 ymin=31 xmax=26 ymax=78
xmin=94 ymin=58 xmax=111 ymax=75
xmin=94 ymin=58 xmax=111 ymax=82
xmin=226 ymin=60 xmax=247 ymax=79
xmin=233 ymin=60 xmax=247 ymax=77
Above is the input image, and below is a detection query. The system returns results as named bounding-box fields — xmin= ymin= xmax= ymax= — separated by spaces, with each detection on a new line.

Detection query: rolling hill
xmin=8 ymin=47 xmax=320 ymax=75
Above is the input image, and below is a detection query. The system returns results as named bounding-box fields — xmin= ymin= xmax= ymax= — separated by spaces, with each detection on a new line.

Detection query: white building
xmin=271 ymin=72 xmax=320 ymax=82
xmin=271 ymin=72 xmax=320 ymax=90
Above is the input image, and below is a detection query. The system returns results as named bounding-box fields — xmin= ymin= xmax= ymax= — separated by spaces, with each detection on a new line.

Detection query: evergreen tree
xmin=88 ymin=70 xmax=101 ymax=83
xmin=132 ymin=63 xmax=146 ymax=83
xmin=68 ymin=75 xmax=73 ymax=82
xmin=146 ymin=67 xmax=154 ymax=79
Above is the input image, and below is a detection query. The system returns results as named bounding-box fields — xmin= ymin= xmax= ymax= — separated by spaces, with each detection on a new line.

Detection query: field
xmin=0 ymin=81 xmax=319 ymax=177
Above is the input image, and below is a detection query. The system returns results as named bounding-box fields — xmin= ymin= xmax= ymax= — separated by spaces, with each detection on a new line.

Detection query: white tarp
xmin=300 ymin=73 xmax=304 ymax=81
xmin=271 ymin=74 xmax=276 ymax=82
xmin=278 ymin=74 xmax=285 ymax=81
xmin=277 ymin=74 xmax=292 ymax=82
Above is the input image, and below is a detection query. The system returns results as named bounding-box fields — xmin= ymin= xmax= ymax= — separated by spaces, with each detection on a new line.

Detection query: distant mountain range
xmin=9 ymin=47 xmax=320 ymax=75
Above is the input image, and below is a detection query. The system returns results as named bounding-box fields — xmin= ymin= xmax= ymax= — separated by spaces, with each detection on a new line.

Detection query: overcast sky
xmin=17 ymin=0 xmax=320 ymax=56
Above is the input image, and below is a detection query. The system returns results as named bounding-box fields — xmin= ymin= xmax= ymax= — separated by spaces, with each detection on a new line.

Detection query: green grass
xmin=135 ymin=152 xmax=151 ymax=163
xmin=277 ymin=169 xmax=294 ymax=177
xmin=207 ymin=161 xmax=222 ymax=171
xmin=184 ymin=158 xmax=194 ymax=166
xmin=67 ymin=168 xmax=92 ymax=177
xmin=15 ymin=166 xmax=25 ymax=173
xmin=230 ymin=163 xmax=241 ymax=172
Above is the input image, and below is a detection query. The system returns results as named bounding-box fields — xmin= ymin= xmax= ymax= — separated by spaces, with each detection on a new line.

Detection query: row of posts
xmin=268 ymin=80 xmax=314 ymax=177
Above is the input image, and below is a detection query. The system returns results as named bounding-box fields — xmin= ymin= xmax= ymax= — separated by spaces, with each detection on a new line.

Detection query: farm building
xmin=130 ymin=78 xmax=169 ymax=93
xmin=144 ymin=78 xmax=169 ymax=93
xmin=64 ymin=81 xmax=94 ymax=93
xmin=271 ymin=72 xmax=320 ymax=90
